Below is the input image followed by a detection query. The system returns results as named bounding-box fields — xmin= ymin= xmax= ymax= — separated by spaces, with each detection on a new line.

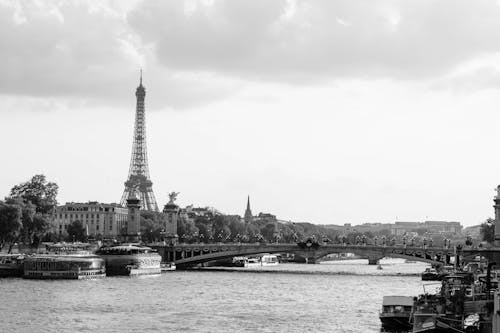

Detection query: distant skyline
xmin=2 ymin=1 xmax=500 ymax=226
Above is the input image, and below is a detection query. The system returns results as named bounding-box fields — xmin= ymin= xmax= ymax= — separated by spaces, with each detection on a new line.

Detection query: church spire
xmin=244 ymin=195 xmax=253 ymax=223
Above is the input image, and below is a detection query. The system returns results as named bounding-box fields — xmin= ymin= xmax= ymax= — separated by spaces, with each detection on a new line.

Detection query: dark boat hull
xmin=421 ymin=273 xmax=440 ymax=281
xmin=0 ymin=267 xmax=23 ymax=277
xmin=380 ymin=315 xmax=412 ymax=330
xmin=380 ymin=316 xmax=412 ymax=330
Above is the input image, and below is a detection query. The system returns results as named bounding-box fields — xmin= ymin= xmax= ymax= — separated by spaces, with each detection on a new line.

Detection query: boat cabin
xmin=381 ymin=296 xmax=414 ymax=314
xmin=97 ymin=245 xmax=157 ymax=255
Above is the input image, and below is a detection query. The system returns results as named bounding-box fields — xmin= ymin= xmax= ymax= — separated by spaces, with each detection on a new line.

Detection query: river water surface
xmin=0 ymin=259 xmax=431 ymax=333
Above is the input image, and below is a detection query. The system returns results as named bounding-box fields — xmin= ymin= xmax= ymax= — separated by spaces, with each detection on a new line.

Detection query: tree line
xmin=0 ymin=174 xmax=497 ymax=250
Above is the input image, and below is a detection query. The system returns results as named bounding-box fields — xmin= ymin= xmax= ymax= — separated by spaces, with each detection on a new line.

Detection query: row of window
xmin=58 ymin=223 xmax=120 ymax=231
xmin=64 ymin=206 xmax=120 ymax=212
xmin=56 ymin=213 xmax=127 ymax=221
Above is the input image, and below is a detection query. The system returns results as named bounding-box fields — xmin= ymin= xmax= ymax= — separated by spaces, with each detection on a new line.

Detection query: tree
xmin=66 ymin=220 xmax=86 ymax=242
xmin=244 ymin=223 xmax=260 ymax=242
xmin=9 ymin=174 xmax=58 ymax=214
xmin=140 ymin=217 xmax=162 ymax=243
xmin=4 ymin=198 xmax=49 ymax=247
xmin=139 ymin=211 xmax=167 ymax=242
xmin=227 ymin=215 xmax=245 ymax=238
xmin=261 ymin=223 xmax=277 ymax=242
xmin=480 ymin=218 xmax=495 ymax=243
xmin=194 ymin=220 xmax=212 ymax=241
xmin=0 ymin=201 xmax=22 ymax=252
xmin=177 ymin=218 xmax=199 ymax=242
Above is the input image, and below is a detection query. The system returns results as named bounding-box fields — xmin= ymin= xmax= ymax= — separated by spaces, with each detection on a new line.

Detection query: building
xmin=51 ymin=202 xmax=128 ymax=239
xmin=120 ymin=71 xmax=159 ymax=211
xmin=254 ymin=212 xmax=277 ymax=224
xmin=423 ymin=221 xmax=462 ymax=234
xmin=391 ymin=222 xmax=422 ymax=236
xmin=390 ymin=220 xmax=462 ymax=236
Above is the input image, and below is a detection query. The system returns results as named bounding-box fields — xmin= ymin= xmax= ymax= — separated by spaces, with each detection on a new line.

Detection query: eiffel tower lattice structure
xmin=120 ymin=71 xmax=159 ymax=211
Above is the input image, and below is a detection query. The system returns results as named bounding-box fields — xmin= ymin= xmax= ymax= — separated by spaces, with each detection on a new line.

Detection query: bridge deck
xmin=152 ymin=243 xmax=458 ymax=266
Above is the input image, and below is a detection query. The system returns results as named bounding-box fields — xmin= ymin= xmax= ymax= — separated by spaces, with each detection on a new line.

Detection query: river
xmin=0 ymin=259 xmax=430 ymax=333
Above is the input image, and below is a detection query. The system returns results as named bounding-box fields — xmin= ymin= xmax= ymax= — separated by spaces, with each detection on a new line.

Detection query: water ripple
xmin=0 ymin=259 xmax=426 ymax=333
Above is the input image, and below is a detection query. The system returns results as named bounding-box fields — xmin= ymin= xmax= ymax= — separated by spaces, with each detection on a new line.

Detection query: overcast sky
xmin=2 ymin=0 xmax=500 ymax=226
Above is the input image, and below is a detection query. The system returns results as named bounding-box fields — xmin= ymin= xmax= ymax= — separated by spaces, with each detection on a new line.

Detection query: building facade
xmin=391 ymin=220 xmax=462 ymax=236
xmin=51 ymin=202 xmax=128 ymax=239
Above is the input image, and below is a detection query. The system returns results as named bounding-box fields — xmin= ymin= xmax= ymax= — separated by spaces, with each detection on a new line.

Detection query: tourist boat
xmin=232 ymin=256 xmax=247 ymax=267
xmin=0 ymin=254 xmax=25 ymax=277
xmin=421 ymin=267 xmax=440 ymax=281
xmin=378 ymin=296 xmax=414 ymax=330
xmin=245 ymin=258 xmax=261 ymax=267
xmin=421 ymin=267 xmax=451 ymax=281
xmin=96 ymin=244 xmax=162 ymax=276
xmin=23 ymin=243 xmax=106 ymax=280
xmin=261 ymin=254 xmax=279 ymax=266
xmin=160 ymin=262 xmax=176 ymax=272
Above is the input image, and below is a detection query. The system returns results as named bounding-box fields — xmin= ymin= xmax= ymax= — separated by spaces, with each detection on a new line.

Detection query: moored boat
xmin=96 ymin=244 xmax=161 ymax=276
xmin=421 ymin=268 xmax=440 ymax=281
xmin=23 ymin=243 xmax=105 ymax=280
xmin=160 ymin=262 xmax=176 ymax=272
xmin=261 ymin=254 xmax=279 ymax=266
xmin=232 ymin=256 xmax=247 ymax=267
xmin=0 ymin=254 xmax=25 ymax=277
xmin=245 ymin=258 xmax=261 ymax=267
xmin=379 ymin=295 xmax=414 ymax=330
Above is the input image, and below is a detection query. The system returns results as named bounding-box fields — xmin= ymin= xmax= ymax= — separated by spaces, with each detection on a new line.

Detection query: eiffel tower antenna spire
xmin=120 ymin=72 xmax=159 ymax=211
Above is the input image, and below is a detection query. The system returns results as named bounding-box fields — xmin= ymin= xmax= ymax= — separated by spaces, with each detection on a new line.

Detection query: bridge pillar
xmin=367 ymin=256 xmax=382 ymax=265
xmin=305 ymin=257 xmax=317 ymax=264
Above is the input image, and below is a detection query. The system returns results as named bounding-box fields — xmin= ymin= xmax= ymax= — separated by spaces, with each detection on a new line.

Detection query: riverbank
xmin=189 ymin=259 xmax=428 ymax=277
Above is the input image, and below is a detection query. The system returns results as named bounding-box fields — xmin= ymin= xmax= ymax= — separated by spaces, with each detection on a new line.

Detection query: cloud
xmin=2 ymin=0 xmax=500 ymax=109
xmin=0 ymin=0 xmax=237 ymax=109
xmin=129 ymin=0 xmax=500 ymax=81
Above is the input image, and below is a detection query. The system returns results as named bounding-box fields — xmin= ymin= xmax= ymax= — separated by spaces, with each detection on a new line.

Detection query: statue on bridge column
xmin=168 ymin=191 xmax=179 ymax=204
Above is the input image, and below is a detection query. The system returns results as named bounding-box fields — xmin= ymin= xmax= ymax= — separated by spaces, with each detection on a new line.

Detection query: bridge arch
xmin=155 ymin=243 xmax=453 ymax=267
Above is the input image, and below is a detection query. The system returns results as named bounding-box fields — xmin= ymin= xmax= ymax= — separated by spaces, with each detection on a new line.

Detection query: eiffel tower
xmin=120 ymin=71 xmax=159 ymax=211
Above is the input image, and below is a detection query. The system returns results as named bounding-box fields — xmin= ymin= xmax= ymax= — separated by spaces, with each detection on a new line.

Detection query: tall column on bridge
xmin=125 ymin=190 xmax=141 ymax=243
xmin=163 ymin=192 xmax=179 ymax=246
xmin=494 ymin=185 xmax=500 ymax=247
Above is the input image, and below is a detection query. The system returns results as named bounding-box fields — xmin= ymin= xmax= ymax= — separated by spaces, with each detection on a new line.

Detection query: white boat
xmin=261 ymin=254 xmax=279 ymax=266
xmin=96 ymin=244 xmax=161 ymax=276
xmin=245 ymin=258 xmax=261 ymax=267
xmin=24 ymin=243 xmax=105 ymax=280
xmin=161 ymin=262 xmax=176 ymax=272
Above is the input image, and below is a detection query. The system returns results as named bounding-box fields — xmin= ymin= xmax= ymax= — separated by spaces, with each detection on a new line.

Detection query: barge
xmin=23 ymin=243 xmax=105 ymax=280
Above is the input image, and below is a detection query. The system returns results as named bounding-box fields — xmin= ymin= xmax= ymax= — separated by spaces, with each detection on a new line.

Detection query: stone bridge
xmin=152 ymin=243 xmax=457 ymax=268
